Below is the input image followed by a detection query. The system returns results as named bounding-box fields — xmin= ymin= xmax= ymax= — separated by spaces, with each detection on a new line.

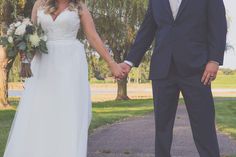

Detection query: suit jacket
xmin=126 ymin=0 xmax=227 ymax=80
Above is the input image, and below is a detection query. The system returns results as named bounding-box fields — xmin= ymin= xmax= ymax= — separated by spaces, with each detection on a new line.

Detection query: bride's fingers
xmin=115 ymin=72 xmax=125 ymax=79
xmin=121 ymin=71 xmax=127 ymax=77
xmin=117 ymin=69 xmax=124 ymax=76
xmin=115 ymin=74 xmax=122 ymax=80
xmin=121 ymin=68 xmax=127 ymax=73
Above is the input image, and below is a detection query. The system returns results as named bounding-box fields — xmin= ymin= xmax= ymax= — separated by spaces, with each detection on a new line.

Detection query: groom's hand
xmin=201 ymin=61 xmax=219 ymax=85
xmin=119 ymin=62 xmax=132 ymax=77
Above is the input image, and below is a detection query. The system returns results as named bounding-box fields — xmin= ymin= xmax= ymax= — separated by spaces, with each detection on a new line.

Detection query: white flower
xmin=40 ymin=35 xmax=47 ymax=42
xmin=15 ymin=24 xmax=27 ymax=36
xmin=8 ymin=24 xmax=16 ymax=35
xmin=22 ymin=18 xmax=32 ymax=26
xmin=10 ymin=23 xmax=16 ymax=29
xmin=8 ymin=36 xmax=13 ymax=43
xmin=7 ymin=29 xmax=13 ymax=36
xmin=15 ymin=22 xmax=22 ymax=27
xmin=29 ymin=33 xmax=41 ymax=47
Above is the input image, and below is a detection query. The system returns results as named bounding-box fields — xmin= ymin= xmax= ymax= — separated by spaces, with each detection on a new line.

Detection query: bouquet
xmin=0 ymin=17 xmax=48 ymax=78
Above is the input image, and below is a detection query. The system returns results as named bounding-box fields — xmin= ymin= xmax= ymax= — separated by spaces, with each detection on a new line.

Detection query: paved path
xmin=88 ymin=105 xmax=236 ymax=157
xmin=8 ymin=88 xmax=236 ymax=97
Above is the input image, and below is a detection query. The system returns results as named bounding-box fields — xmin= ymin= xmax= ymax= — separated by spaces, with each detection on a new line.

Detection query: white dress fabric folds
xmin=4 ymin=8 xmax=92 ymax=157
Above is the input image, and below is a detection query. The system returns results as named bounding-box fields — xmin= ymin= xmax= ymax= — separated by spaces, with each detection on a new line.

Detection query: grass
xmin=0 ymin=98 xmax=236 ymax=156
xmin=0 ymin=100 xmax=18 ymax=157
xmin=215 ymin=99 xmax=236 ymax=139
xmin=90 ymin=99 xmax=153 ymax=131
xmin=212 ymin=74 xmax=236 ymax=89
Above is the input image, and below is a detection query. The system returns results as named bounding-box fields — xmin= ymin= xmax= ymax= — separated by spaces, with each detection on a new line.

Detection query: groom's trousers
xmin=152 ymin=61 xmax=220 ymax=157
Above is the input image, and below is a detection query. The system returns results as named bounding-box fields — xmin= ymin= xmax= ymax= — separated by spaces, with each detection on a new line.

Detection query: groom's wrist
xmin=124 ymin=60 xmax=133 ymax=67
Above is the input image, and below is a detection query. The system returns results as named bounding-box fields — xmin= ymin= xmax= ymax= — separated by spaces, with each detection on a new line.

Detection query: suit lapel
xmin=175 ymin=0 xmax=190 ymax=20
xmin=163 ymin=0 xmax=175 ymax=22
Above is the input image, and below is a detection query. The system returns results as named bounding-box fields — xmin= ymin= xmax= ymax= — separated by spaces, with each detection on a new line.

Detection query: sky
xmin=223 ymin=0 xmax=236 ymax=69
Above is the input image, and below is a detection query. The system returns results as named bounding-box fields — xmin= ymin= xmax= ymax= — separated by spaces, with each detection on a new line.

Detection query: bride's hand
xmin=109 ymin=61 xmax=125 ymax=79
xmin=20 ymin=52 xmax=26 ymax=61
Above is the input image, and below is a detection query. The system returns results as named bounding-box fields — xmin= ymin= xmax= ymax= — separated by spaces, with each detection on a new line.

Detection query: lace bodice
xmin=37 ymin=8 xmax=80 ymax=41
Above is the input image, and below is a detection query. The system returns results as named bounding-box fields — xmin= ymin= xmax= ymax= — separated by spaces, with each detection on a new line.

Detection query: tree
xmin=0 ymin=0 xmax=26 ymax=108
xmin=221 ymin=68 xmax=236 ymax=75
xmin=0 ymin=45 xmax=9 ymax=108
xmin=87 ymin=0 xmax=148 ymax=100
xmin=0 ymin=0 xmax=15 ymax=108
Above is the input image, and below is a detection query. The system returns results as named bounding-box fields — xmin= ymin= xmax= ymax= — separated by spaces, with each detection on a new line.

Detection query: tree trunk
xmin=0 ymin=46 xmax=10 ymax=108
xmin=112 ymin=50 xmax=130 ymax=100
xmin=116 ymin=76 xmax=130 ymax=100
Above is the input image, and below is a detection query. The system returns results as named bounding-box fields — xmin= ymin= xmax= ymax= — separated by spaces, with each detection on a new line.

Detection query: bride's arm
xmin=31 ymin=0 xmax=44 ymax=24
xmin=80 ymin=4 xmax=125 ymax=78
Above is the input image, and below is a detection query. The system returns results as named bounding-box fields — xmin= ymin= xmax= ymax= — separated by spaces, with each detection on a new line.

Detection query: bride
xmin=3 ymin=0 xmax=125 ymax=157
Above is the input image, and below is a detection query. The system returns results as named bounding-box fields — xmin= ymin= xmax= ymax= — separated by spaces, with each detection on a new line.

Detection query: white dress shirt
xmin=169 ymin=0 xmax=182 ymax=19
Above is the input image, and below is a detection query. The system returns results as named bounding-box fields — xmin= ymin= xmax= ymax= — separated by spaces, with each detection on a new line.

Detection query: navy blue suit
xmin=126 ymin=0 xmax=227 ymax=156
xmin=126 ymin=0 xmax=227 ymax=79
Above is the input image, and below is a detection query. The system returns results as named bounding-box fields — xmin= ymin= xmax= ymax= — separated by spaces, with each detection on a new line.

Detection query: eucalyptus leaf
xmin=7 ymin=47 xmax=17 ymax=57
xmin=17 ymin=41 xmax=27 ymax=51
xmin=0 ymin=37 xmax=9 ymax=46
xmin=39 ymin=40 xmax=48 ymax=54
xmin=15 ymin=35 xmax=24 ymax=42
xmin=39 ymin=46 xmax=48 ymax=54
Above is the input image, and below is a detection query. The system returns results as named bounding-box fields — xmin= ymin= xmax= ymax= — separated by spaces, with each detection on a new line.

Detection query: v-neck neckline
xmin=50 ymin=7 xmax=68 ymax=22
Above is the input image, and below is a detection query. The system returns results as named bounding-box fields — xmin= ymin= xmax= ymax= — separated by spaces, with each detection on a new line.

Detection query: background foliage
xmin=3 ymin=0 xmax=235 ymax=84
xmin=1 ymin=0 xmax=153 ymax=84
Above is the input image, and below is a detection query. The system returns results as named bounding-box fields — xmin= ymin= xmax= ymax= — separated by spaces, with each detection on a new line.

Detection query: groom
xmin=119 ymin=0 xmax=227 ymax=156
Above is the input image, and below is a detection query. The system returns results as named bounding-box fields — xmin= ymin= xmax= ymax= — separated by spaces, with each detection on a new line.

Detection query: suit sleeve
xmin=125 ymin=0 xmax=157 ymax=67
xmin=207 ymin=0 xmax=227 ymax=65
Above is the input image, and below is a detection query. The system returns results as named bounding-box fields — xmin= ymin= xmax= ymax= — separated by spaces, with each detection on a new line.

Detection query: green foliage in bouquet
xmin=0 ymin=36 xmax=16 ymax=57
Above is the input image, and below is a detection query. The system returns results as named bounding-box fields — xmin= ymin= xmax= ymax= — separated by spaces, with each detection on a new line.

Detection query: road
xmin=8 ymin=88 xmax=236 ymax=97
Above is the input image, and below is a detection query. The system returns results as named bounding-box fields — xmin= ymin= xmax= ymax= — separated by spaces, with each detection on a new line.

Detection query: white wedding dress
xmin=4 ymin=8 xmax=92 ymax=157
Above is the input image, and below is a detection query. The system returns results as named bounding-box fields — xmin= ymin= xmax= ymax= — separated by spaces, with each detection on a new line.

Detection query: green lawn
xmin=0 ymin=98 xmax=236 ymax=156
xmin=215 ymin=99 xmax=236 ymax=139
xmin=90 ymin=99 xmax=153 ymax=131
xmin=0 ymin=100 xmax=18 ymax=157
xmin=212 ymin=74 xmax=236 ymax=88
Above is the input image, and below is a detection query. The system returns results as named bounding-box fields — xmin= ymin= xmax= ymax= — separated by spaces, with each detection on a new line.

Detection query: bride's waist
xmin=47 ymin=38 xmax=77 ymax=42
xmin=46 ymin=38 xmax=85 ymax=52
xmin=47 ymin=38 xmax=83 ymax=44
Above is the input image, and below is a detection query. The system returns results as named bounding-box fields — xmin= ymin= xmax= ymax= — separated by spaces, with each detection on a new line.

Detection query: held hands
xmin=201 ymin=61 xmax=219 ymax=85
xmin=108 ymin=61 xmax=132 ymax=79
xmin=109 ymin=61 xmax=126 ymax=79
xmin=119 ymin=62 xmax=132 ymax=76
